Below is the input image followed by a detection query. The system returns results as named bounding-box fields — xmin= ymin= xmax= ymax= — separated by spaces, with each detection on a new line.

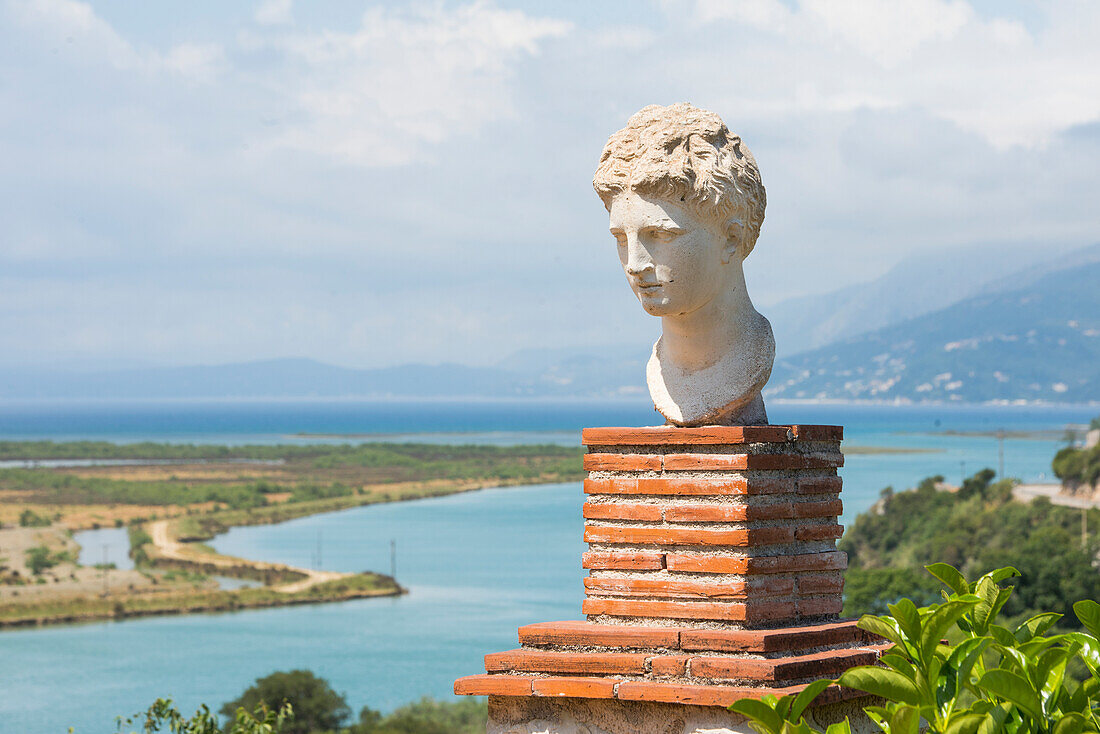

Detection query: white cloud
xmin=244 ymin=3 xmax=572 ymax=165
xmin=254 ymin=0 xmax=292 ymax=26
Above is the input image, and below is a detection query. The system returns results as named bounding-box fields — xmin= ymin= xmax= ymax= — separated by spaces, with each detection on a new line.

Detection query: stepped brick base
xmin=456 ymin=425 xmax=883 ymax=733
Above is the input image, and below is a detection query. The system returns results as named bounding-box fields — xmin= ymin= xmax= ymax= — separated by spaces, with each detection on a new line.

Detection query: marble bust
xmin=593 ymin=103 xmax=774 ymax=426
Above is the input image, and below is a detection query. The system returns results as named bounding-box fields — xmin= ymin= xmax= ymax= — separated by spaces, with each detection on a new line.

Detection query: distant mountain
xmin=0 ymin=354 xmax=649 ymax=401
xmin=766 ymin=261 xmax=1100 ymax=403
xmin=765 ymin=242 xmax=1090 ymax=356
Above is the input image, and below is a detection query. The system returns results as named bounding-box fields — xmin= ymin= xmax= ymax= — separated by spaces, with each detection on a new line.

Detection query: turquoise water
xmin=0 ymin=401 xmax=1096 ymax=733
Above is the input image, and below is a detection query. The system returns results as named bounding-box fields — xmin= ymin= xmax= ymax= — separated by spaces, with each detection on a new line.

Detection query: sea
xmin=0 ymin=399 xmax=1095 ymax=733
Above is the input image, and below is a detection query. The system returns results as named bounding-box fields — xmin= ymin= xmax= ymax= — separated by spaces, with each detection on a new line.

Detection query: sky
xmin=1 ymin=0 xmax=1099 ymax=370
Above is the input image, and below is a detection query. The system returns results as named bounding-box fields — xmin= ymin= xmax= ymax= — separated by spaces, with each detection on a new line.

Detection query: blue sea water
xmin=0 ymin=400 xmax=1096 ymax=733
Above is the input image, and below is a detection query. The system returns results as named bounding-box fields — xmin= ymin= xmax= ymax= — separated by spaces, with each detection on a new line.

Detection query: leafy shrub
xmin=19 ymin=508 xmax=51 ymax=527
xmin=220 ymin=670 xmax=350 ymax=734
xmin=115 ymin=697 xmax=290 ymax=733
xmin=730 ymin=564 xmax=1100 ymax=733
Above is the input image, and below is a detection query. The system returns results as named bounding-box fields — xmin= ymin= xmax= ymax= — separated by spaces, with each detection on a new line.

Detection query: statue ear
xmin=723 ymin=219 xmax=746 ymax=263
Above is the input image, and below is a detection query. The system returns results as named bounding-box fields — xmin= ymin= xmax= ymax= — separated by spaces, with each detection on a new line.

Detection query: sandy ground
xmin=1014 ymin=483 xmax=1100 ymax=509
xmin=147 ymin=520 xmax=345 ymax=593
xmin=0 ymin=525 xmax=155 ymax=601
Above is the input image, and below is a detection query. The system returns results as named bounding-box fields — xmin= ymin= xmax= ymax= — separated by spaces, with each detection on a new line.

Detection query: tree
xmin=117 ymin=698 xmax=290 ymax=733
xmin=351 ymin=697 xmax=487 ymax=734
xmin=19 ymin=508 xmax=51 ymax=527
xmin=220 ymin=671 xmax=350 ymax=734
xmin=25 ymin=545 xmax=57 ymax=575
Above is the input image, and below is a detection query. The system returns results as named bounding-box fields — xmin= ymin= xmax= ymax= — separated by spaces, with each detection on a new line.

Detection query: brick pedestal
xmin=455 ymin=425 xmax=884 ymax=734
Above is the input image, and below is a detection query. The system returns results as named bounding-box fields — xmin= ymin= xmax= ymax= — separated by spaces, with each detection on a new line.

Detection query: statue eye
xmin=648 ymin=228 xmax=681 ymax=242
xmin=611 ymin=231 xmax=626 ymax=246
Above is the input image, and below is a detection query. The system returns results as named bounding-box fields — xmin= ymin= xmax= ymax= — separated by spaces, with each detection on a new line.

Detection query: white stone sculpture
xmin=593 ymin=103 xmax=774 ymax=426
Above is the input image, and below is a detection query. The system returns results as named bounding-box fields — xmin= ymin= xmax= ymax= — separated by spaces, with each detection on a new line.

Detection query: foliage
xmin=1053 ymin=444 xmax=1100 ymax=491
xmin=24 ymin=544 xmax=74 ymax=575
xmin=18 ymin=508 xmax=52 ymax=527
xmin=220 ymin=671 xmax=350 ymax=734
xmin=114 ymin=697 xmax=290 ymax=734
xmin=730 ymin=565 xmax=1100 ymax=733
xmin=349 ymin=696 xmax=487 ymax=734
xmin=129 ymin=526 xmax=153 ymax=567
xmin=840 ymin=471 xmax=1100 ymax=627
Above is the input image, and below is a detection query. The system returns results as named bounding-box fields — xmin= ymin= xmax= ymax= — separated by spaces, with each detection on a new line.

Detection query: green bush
xmin=220 ymin=670 xmax=350 ymax=734
xmin=18 ymin=508 xmax=51 ymax=527
xmin=115 ymin=697 xmax=290 ymax=734
xmin=730 ymin=565 xmax=1100 ymax=733
xmin=841 ymin=471 xmax=1100 ymax=627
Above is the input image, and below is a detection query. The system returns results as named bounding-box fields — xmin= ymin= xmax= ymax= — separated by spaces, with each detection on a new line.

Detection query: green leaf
xmin=921 ymin=599 xmax=980 ymax=661
xmin=944 ymin=637 xmax=991 ymax=701
xmin=888 ymin=705 xmax=921 ymax=734
xmin=837 ymin=667 xmax=923 ymax=707
xmin=858 ymin=615 xmax=906 ymax=650
xmin=729 ymin=698 xmax=784 ymax=733
xmin=926 ymin=563 xmax=969 ymax=596
xmin=943 ymin=714 xmax=987 ymax=734
xmin=1052 ymin=712 xmax=1086 ymax=734
xmin=989 ymin=624 xmax=1016 ymax=648
xmin=983 ymin=567 xmax=1021 ymax=586
xmin=1013 ymin=613 xmax=1062 ymax=643
xmin=824 ymin=722 xmax=851 ymax=734
xmin=1074 ymin=600 xmax=1100 ymax=640
xmin=978 ymin=669 xmax=1043 ymax=720
xmin=788 ymin=679 xmax=833 ymax=722
xmin=889 ymin=598 xmax=922 ymax=647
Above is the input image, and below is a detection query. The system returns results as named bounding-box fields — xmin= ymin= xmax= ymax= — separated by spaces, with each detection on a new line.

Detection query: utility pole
xmin=102 ymin=543 xmax=109 ymax=597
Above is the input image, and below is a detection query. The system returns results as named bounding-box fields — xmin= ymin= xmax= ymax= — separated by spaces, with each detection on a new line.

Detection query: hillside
xmin=765 ymin=242 xmax=1081 ymax=356
xmin=767 ymin=261 xmax=1100 ymax=403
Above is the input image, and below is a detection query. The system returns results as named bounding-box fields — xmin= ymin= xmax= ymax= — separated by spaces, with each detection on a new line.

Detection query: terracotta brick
xmin=662 ymin=453 xmax=749 ymax=471
xmin=581 ymin=426 xmax=789 ymax=445
xmin=638 ymin=477 xmax=749 ymax=495
xmin=485 ymin=649 xmax=646 ymax=675
xmin=798 ymin=476 xmax=843 ymax=494
xmin=581 ymin=551 xmax=664 ymax=570
xmin=798 ymin=575 xmax=844 ymax=594
xmin=518 ymin=621 xmax=680 ymax=649
xmin=582 ymin=502 xmax=663 ymax=522
xmin=666 ymin=550 xmax=847 ymax=575
xmin=584 ymin=577 xmax=749 ymax=600
xmin=663 ymin=502 xmax=791 ymax=522
xmin=744 ymin=600 xmax=798 ymax=623
xmin=616 ymin=682 xmax=768 ymax=707
xmin=664 ymin=554 xmax=748 ymax=574
xmin=679 ymin=620 xmax=867 ymax=653
xmin=795 ymin=523 xmax=844 ymax=541
xmin=793 ymin=498 xmax=843 ymax=518
xmin=614 ymin=680 xmax=862 ymax=708
xmin=532 ymin=677 xmax=618 ymax=699
xmin=583 ymin=525 xmax=794 ymax=547
xmin=649 ymin=655 xmax=690 ymax=676
xmin=583 ymin=598 xmax=748 ymax=622
xmin=744 ymin=454 xmax=844 ymax=470
xmin=691 ymin=647 xmax=879 ymax=682
xmin=741 ymin=477 xmax=798 ymax=495
xmin=789 ymin=425 xmax=843 ymax=441
xmin=453 ymin=674 xmax=533 ymax=696
xmin=799 ymin=596 xmax=845 ymax=617
xmin=583 ymin=453 xmax=661 ymax=471
xmin=585 ymin=477 xmax=749 ymax=496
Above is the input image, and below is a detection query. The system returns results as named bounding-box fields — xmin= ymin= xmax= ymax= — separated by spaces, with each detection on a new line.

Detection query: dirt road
xmin=147 ymin=520 xmax=346 ymax=593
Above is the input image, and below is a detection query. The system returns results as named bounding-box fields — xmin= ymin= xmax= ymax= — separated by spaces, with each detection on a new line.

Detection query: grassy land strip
xmin=0 ymin=572 xmax=402 ymax=628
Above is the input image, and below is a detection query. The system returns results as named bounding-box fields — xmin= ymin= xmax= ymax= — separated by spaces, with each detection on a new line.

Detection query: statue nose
xmin=624 ymin=237 xmax=653 ymax=275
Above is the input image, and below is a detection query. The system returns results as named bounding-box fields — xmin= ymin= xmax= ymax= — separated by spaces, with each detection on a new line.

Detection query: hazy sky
xmin=2 ymin=0 xmax=1099 ymax=369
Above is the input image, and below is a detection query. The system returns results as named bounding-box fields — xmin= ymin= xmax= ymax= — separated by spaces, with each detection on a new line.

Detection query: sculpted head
xmin=593 ymin=103 xmax=766 ymax=318
xmin=593 ymin=104 xmax=775 ymax=426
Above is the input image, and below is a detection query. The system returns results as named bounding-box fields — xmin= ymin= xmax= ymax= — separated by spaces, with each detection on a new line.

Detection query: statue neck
xmin=659 ymin=272 xmax=759 ymax=372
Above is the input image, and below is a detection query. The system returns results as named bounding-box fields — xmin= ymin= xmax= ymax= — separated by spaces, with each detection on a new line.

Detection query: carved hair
xmin=592 ymin=103 xmax=766 ymax=257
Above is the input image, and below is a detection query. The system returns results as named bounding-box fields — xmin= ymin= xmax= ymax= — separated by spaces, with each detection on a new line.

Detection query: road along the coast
xmin=147 ymin=519 xmax=346 ymax=592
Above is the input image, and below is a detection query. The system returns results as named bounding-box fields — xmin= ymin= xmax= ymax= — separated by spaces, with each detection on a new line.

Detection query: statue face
xmin=608 ymin=191 xmax=728 ymax=318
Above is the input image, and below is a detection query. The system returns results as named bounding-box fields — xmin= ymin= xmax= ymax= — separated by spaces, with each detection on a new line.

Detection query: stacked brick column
xmin=455 ymin=425 xmax=885 ymax=713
